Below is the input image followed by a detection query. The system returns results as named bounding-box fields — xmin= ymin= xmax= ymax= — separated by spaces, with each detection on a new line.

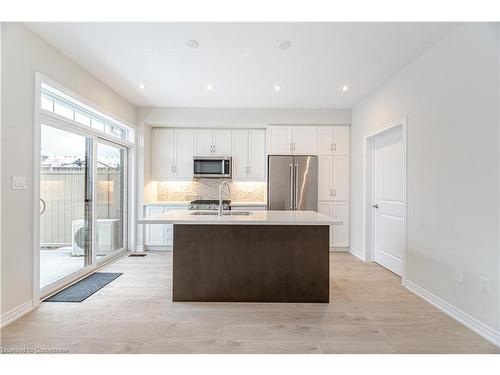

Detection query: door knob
xmin=372 ymin=204 xmax=379 ymax=209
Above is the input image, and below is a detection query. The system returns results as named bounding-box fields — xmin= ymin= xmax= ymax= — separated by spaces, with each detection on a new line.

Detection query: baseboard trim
xmin=331 ymin=247 xmax=349 ymax=252
xmin=405 ymin=280 xmax=500 ymax=348
xmin=349 ymin=246 xmax=365 ymax=261
xmin=0 ymin=300 xmax=34 ymax=329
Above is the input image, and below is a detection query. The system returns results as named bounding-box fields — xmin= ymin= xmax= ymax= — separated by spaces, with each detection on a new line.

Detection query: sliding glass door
xmin=39 ymin=124 xmax=93 ymax=289
xmin=37 ymin=77 xmax=133 ymax=298
xmin=96 ymin=141 xmax=127 ymax=262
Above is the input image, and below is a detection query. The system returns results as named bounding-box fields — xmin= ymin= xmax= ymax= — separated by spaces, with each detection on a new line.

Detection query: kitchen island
xmin=138 ymin=210 xmax=341 ymax=303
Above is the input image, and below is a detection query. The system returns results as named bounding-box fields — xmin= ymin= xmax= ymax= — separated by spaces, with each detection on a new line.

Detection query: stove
xmin=188 ymin=199 xmax=231 ymax=211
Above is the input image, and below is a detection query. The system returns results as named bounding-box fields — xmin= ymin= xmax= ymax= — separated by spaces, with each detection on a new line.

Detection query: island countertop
xmin=137 ymin=210 xmax=341 ymax=226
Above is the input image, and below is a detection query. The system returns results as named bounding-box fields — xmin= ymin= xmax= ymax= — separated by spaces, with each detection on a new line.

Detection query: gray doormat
xmin=45 ymin=272 xmax=123 ymax=302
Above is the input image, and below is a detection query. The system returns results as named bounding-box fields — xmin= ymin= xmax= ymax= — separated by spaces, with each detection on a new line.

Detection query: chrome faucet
xmin=218 ymin=180 xmax=231 ymax=216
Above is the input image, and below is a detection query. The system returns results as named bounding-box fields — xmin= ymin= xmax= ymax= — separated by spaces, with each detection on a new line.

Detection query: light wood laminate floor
xmin=1 ymin=252 xmax=498 ymax=354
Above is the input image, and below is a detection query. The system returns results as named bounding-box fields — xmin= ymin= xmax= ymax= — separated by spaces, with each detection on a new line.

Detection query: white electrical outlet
xmin=454 ymin=267 xmax=463 ymax=282
xmin=480 ymin=277 xmax=490 ymax=295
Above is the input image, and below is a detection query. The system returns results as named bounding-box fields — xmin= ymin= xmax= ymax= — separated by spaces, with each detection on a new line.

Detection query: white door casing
xmin=373 ymin=125 xmax=405 ymax=276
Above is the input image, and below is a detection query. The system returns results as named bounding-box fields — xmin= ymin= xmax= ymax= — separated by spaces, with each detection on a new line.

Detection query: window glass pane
xmin=41 ymin=94 xmax=53 ymax=112
xmin=54 ymin=101 xmax=74 ymax=120
xmin=97 ymin=142 xmax=125 ymax=258
xmin=91 ymin=118 xmax=105 ymax=132
xmin=75 ymin=111 xmax=91 ymax=127
xmin=41 ymin=83 xmax=134 ymax=143
xmin=40 ymin=124 xmax=93 ymax=288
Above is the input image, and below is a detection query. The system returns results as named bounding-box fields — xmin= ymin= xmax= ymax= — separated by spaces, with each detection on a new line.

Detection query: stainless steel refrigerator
xmin=267 ymin=155 xmax=318 ymax=211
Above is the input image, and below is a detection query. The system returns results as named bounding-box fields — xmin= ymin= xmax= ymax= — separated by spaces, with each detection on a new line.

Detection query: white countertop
xmin=138 ymin=210 xmax=341 ymax=226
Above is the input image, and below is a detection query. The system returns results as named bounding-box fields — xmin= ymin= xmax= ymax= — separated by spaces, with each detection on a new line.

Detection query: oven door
xmin=193 ymin=157 xmax=231 ymax=178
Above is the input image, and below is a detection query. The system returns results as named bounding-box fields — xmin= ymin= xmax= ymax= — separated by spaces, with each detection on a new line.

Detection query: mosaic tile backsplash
xmin=157 ymin=179 xmax=266 ymax=202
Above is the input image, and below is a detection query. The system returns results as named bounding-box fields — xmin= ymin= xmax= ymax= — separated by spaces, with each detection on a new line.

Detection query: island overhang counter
xmin=138 ymin=210 xmax=341 ymax=303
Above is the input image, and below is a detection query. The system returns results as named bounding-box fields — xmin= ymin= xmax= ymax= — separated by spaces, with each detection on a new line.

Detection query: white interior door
xmin=373 ymin=126 xmax=405 ymax=276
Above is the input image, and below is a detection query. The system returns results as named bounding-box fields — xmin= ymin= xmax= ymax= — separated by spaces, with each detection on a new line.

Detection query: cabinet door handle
xmin=329 ymin=188 xmax=333 ymax=197
xmin=333 ymin=188 xmax=336 ymax=197
xmin=289 ymin=142 xmax=293 ymax=151
xmin=333 ymin=143 xmax=337 ymax=152
xmin=248 ymin=166 xmax=251 ymax=175
xmin=330 ymin=143 xmax=333 ymax=151
xmin=293 ymin=142 xmax=296 ymax=151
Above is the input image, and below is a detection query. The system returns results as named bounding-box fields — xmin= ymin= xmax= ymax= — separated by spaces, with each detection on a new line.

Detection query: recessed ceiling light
xmin=139 ymin=83 xmax=145 ymax=90
xmin=342 ymin=85 xmax=349 ymax=92
xmin=279 ymin=40 xmax=292 ymax=50
xmin=187 ymin=40 xmax=199 ymax=48
xmin=274 ymin=84 xmax=281 ymax=91
xmin=207 ymin=84 xmax=213 ymax=91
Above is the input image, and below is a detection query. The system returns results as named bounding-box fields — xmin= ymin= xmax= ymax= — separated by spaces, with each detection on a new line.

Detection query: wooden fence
xmin=40 ymin=166 xmax=122 ymax=247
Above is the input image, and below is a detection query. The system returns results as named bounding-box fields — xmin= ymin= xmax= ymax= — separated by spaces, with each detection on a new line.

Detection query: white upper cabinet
xmin=152 ymin=128 xmax=175 ymax=180
xmin=333 ymin=126 xmax=350 ymax=156
xmin=333 ymin=156 xmax=350 ymax=201
xmin=317 ymin=126 xmax=350 ymax=156
xmin=248 ymin=129 xmax=266 ymax=180
xmin=194 ymin=129 xmax=232 ymax=156
xmin=174 ymin=129 xmax=195 ymax=179
xmin=212 ymin=130 xmax=232 ymax=155
xmin=151 ymin=128 xmax=193 ymax=181
xmin=231 ymin=130 xmax=249 ymax=180
xmin=293 ymin=127 xmax=317 ymax=154
xmin=194 ymin=129 xmax=213 ymax=156
xmin=267 ymin=127 xmax=293 ymax=154
xmin=267 ymin=126 xmax=317 ymax=155
xmin=232 ymin=129 xmax=266 ymax=181
xmin=317 ymin=127 xmax=334 ymax=155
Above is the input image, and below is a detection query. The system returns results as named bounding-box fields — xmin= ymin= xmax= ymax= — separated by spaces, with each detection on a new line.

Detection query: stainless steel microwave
xmin=193 ymin=156 xmax=232 ymax=178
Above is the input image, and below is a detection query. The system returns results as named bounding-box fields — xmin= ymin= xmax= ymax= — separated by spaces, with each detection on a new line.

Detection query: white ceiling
xmin=26 ymin=22 xmax=459 ymax=108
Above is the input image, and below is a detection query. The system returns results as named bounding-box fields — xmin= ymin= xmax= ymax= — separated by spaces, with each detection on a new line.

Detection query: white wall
xmin=351 ymin=23 xmax=500 ymax=332
xmin=1 ymin=23 xmax=136 ymax=316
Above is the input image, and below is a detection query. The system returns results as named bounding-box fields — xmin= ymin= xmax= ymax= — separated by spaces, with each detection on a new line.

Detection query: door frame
xmin=362 ymin=117 xmax=407 ymax=285
xmin=32 ymin=72 xmax=133 ymax=305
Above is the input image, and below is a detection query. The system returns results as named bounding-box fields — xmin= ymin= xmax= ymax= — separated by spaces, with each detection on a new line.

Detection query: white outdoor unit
xmin=72 ymin=219 xmax=120 ymax=256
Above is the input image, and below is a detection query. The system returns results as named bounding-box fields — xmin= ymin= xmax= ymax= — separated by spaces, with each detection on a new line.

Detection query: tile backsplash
xmin=157 ymin=179 xmax=266 ymax=202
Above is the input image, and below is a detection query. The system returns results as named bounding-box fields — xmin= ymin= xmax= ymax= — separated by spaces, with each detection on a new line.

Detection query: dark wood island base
xmin=173 ymin=224 xmax=330 ymax=303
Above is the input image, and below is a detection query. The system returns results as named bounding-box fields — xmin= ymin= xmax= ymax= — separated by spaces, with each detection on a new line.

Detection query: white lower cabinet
xmin=144 ymin=204 xmax=188 ymax=249
xmin=317 ymin=201 xmax=350 ymax=248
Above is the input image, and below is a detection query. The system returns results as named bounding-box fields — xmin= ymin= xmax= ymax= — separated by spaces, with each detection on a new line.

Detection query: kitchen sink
xmin=190 ymin=211 xmax=253 ymax=216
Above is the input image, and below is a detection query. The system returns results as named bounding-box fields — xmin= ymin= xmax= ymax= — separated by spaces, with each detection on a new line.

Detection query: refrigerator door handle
xmin=289 ymin=163 xmax=294 ymax=210
xmin=294 ymin=163 xmax=299 ymax=209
